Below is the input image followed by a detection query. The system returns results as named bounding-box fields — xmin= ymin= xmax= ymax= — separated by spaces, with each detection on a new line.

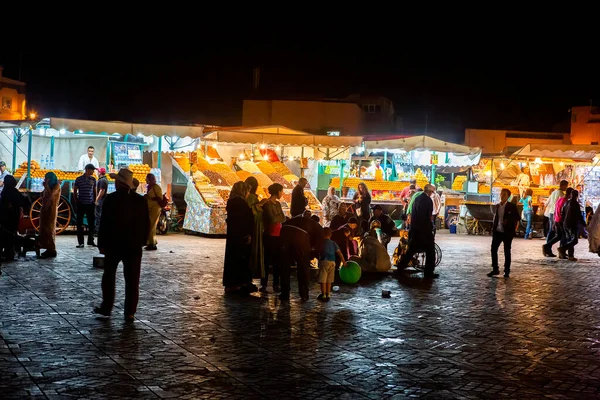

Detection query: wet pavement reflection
xmin=1 ymin=232 xmax=600 ymax=398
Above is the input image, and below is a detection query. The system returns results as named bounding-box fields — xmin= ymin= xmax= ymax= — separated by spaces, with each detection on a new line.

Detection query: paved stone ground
xmin=2 ymin=231 xmax=600 ymax=399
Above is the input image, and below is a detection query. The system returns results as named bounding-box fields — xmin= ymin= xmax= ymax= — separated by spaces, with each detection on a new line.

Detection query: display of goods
xmin=330 ymin=177 xmax=409 ymax=192
xmin=204 ymin=170 xmax=228 ymax=186
xmin=19 ymin=160 xmax=40 ymax=170
xmin=413 ymin=168 xmax=429 ymax=188
xmin=478 ymin=183 xmax=491 ymax=194
xmin=193 ymin=170 xmax=210 ymax=183
xmin=281 ymin=192 xmax=292 ymax=206
xmin=194 ymin=154 xmax=211 ymax=171
xmin=237 ymin=161 xmax=261 ymax=173
xmin=14 ymin=168 xmax=80 ymax=180
xmin=205 ymin=161 xmax=234 ymax=174
xmin=236 ymin=170 xmax=253 ymax=182
xmin=220 ymin=171 xmax=241 ymax=186
xmin=256 ymin=161 xmax=276 ymax=174
xmin=217 ymin=189 xmax=230 ymax=203
xmin=174 ymin=155 xmax=191 ymax=172
xmin=195 ymin=183 xmax=225 ymax=207
xmin=283 ymin=174 xmax=300 ymax=184
xmin=267 ymin=172 xmax=293 ymax=189
xmin=271 ymin=161 xmax=293 ymax=176
xmin=252 ymin=172 xmax=273 ymax=188
xmin=304 ymin=190 xmax=322 ymax=210
xmin=256 ymin=187 xmax=268 ymax=200
xmin=130 ymin=164 xmax=151 ymax=175
xmin=452 ymin=176 xmax=467 ymax=190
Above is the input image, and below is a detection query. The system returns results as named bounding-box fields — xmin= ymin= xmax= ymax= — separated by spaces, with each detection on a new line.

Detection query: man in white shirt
xmin=543 ymin=180 xmax=569 ymax=256
xmin=430 ymin=185 xmax=442 ymax=234
xmin=77 ymin=146 xmax=100 ymax=171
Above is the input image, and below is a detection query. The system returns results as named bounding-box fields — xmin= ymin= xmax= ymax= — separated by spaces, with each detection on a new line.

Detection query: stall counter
xmin=183 ymin=180 xmax=227 ymax=235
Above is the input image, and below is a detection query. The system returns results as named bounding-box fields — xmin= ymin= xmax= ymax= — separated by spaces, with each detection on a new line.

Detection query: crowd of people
xmin=222 ymin=178 xmax=445 ymax=302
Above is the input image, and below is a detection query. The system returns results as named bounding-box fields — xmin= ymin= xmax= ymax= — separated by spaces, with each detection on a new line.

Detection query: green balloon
xmin=339 ymin=261 xmax=361 ymax=284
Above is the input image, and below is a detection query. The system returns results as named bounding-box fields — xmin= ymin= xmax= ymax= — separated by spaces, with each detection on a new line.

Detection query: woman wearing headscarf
xmin=38 ymin=171 xmax=60 ymax=258
xmin=0 ymin=175 xmax=26 ymax=261
xmin=322 ymin=186 xmax=340 ymax=227
xmin=144 ymin=173 xmax=162 ymax=251
xmin=245 ymin=176 xmax=264 ymax=291
xmin=353 ymin=182 xmax=372 ymax=232
xmin=223 ymin=181 xmax=254 ymax=294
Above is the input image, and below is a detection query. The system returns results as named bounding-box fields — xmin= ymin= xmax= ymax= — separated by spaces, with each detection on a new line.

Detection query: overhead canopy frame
xmin=364 ymin=135 xmax=481 ymax=157
xmin=203 ymin=126 xmax=363 ymax=148
xmin=511 ymin=144 xmax=600 ymax=162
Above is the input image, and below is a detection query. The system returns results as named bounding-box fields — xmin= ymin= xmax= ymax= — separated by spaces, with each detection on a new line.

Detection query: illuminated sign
xmin=327 ymin=131 xmax=340 ymax=136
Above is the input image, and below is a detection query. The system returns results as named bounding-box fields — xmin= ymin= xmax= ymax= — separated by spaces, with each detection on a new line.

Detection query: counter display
xmin=177 ymin=152 xmax=323 ymax=235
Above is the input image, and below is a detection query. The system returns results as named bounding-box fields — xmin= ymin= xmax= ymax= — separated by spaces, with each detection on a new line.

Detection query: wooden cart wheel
xmin=29 ymin=195 xmax=72 ymax=235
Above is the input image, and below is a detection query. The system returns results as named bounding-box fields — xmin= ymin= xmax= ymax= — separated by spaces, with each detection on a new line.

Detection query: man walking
xmin=74 ymin=164 xmax=97 ymax=248
xmin=488 ymin=188 xmax=520 ymax=278
xmin=543 ymin=180 xmax=568 ymax=257
xmin=397 ymin=184 xmax=437 ymax=279
xmin=94 ymin=168 xmax=149 ymax=322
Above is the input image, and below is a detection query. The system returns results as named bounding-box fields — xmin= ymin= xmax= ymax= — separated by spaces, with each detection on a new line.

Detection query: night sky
xmin=1 ymin=30 xmax=598 ymax=143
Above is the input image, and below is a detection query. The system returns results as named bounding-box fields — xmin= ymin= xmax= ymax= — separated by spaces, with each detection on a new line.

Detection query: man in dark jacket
xmin=290 ymin=178 xmax=308 ymax=217
xmin=94 ymin=168 xmax=150 ymax=322
xmin=559 ymin=189 xmax=585 ymax=261
xmin=279 ymin=211 xmax=324 ymax=301
xmin=488 ymin=188 xmax=520 ymax=278
xmin=396 ymin=184 xmax=437 ymax=278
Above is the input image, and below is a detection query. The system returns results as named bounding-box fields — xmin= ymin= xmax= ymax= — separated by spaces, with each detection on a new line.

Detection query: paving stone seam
xmin=0 ymin=274 xmax=47 ymax=399
xmin=2 ymin=266 xmax=165 ymax=399
xmin=22 ymin=259 xmax=270 ymax=399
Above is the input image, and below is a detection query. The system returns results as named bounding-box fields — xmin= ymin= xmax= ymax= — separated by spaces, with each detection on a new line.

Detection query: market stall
xmin=179 ymin=126 xmax=361 ymax=235
xmin=331 ymin=135 xmax=482 ymax=221
xmin=0 ymin=118 xmax=207 ymax=233
xmin=461 ymin=144 xmax=600 ymax=236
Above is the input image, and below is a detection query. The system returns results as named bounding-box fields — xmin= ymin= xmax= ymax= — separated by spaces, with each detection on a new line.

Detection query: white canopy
xmin=203 ymin=126 xmax=363 ymax=148
xmin=49 ymin=117 xmax=208 ymax=138
xmin=511 ymin=144 xmax=600 ymax=162
xmin=365 ymin=135 xmax=481 ymax=156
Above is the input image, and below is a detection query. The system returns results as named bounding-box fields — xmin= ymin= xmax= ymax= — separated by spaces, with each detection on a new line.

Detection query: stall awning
xmin=203 ymin=125 xmax=363 ymax=148
xmin=511 ymin=144 xmax=600 ymax=162
xmin=364 ymin=135 xmax=482 ymax=157
xmin=49 ymin=118 xmax=208 ymax=138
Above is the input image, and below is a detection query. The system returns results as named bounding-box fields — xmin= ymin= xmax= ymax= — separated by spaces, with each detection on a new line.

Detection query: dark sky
xmin=1 ymin=29 xmax=598 ymax=143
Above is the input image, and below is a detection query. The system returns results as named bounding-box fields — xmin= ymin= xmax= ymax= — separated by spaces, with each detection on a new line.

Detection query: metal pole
xmin=106 ymin=141 xmax=111 ymax=170
xmin=383 ymin=149 xmax=388 ymax=180
xmin=12 ymin=129 xmax=18 ymax=171
xmin=339 ymin=160 xmax=344 ymax=196
xmin=50 ymin=136 xmax=55 ymax=159
xmin=300 ymin=147 xmax=305 ymax=178
xmin=157 ymin=136 xmax=162 ymax=168
xmin=26 ymin=128 xmax=32 ymax=189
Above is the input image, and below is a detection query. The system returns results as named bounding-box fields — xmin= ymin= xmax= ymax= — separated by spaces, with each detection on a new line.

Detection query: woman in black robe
xmin=0 ymin=175 xmax=26 ymax=261
xmin=223 ymin=181 xmax=255 ymax=294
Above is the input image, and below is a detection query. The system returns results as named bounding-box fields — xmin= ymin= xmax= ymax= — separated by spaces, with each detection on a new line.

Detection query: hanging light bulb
xmin=534 ymin=157 xmax=543 ymax=164
xmin=260 ymin=144 xmax=266 ymax=150
xmin=211 ymin=143 xmax=217 ymax=149
xmin=276 ymin=146 xmax=281 ymax=152
xmin=239 ymin=153 xmax=245 ymax=160
xmin=499 ymin=162 xmax=505 ymax=169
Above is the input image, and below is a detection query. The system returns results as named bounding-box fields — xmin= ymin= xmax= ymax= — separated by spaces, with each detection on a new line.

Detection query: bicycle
xmin=392 ymin=228 xmax=442 ymax=271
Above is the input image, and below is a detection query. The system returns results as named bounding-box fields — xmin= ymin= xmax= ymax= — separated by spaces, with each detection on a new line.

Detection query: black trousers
xmin=280 ymin=227 xmax=311 ymax=299
xmin=101 ymin=247 xmax=142 ymax=316
xmin=491 ymin=231 xmax=513 ymax=272
xmin=77 ymin=203 xmax=95 ymax=245
xmin=398 ymin=229 xmax=436 ymax=275
xmin=262 ymin=234 xmax=281 ymax=287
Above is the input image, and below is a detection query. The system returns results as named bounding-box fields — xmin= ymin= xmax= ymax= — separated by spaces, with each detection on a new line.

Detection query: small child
xmin=319 ymin=227 xmax=346 ymax=302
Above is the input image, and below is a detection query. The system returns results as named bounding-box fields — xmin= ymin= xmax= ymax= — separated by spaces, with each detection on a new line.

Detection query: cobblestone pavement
xmin=2 ymin=231 xmax=600 ymax=399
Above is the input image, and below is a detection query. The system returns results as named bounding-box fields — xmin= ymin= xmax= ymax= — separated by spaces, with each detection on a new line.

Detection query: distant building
xmin=465 ymin=128 xmax=570 ymax=155
xmin=0 ymin=66 xmax=26 ymax=120
xmin=242 ymin=94 xmax=400 ymax=136
xmin=570 ymin=106 xmax=600 ymax=144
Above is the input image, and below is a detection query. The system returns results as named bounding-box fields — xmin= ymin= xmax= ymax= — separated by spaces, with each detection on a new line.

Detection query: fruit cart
xmin=13 ymin=160 xmax=151 ymax=234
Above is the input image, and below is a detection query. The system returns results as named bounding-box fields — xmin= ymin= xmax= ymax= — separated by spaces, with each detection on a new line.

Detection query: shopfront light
xmin=239 ymin=153 xmax=245 ymax=160
xmin=39 ymin=128 xmax=45 ymax=136
xmin=276 ymin=146 xmax=281 ymax=152
xmin=59 ymin=129 xmax=66 ymax=135
xmin=260 ymin=144 xmax=266 ymax=150
xmin=534 ymin=157 xmax=543 ymax=164
xmin=500 ymin=162 xmax=505 ymax=169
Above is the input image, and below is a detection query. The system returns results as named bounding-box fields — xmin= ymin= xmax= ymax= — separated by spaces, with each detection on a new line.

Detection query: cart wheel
xmin=465 ymin=215 xmax=476 ymax=235
xmin=157 ymin=213 xmax=168 ymax=235
xmin=29 ymin=195 xmax=72 ymax=235
xmin=434 ymin=243 xmax=442 ymax=267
